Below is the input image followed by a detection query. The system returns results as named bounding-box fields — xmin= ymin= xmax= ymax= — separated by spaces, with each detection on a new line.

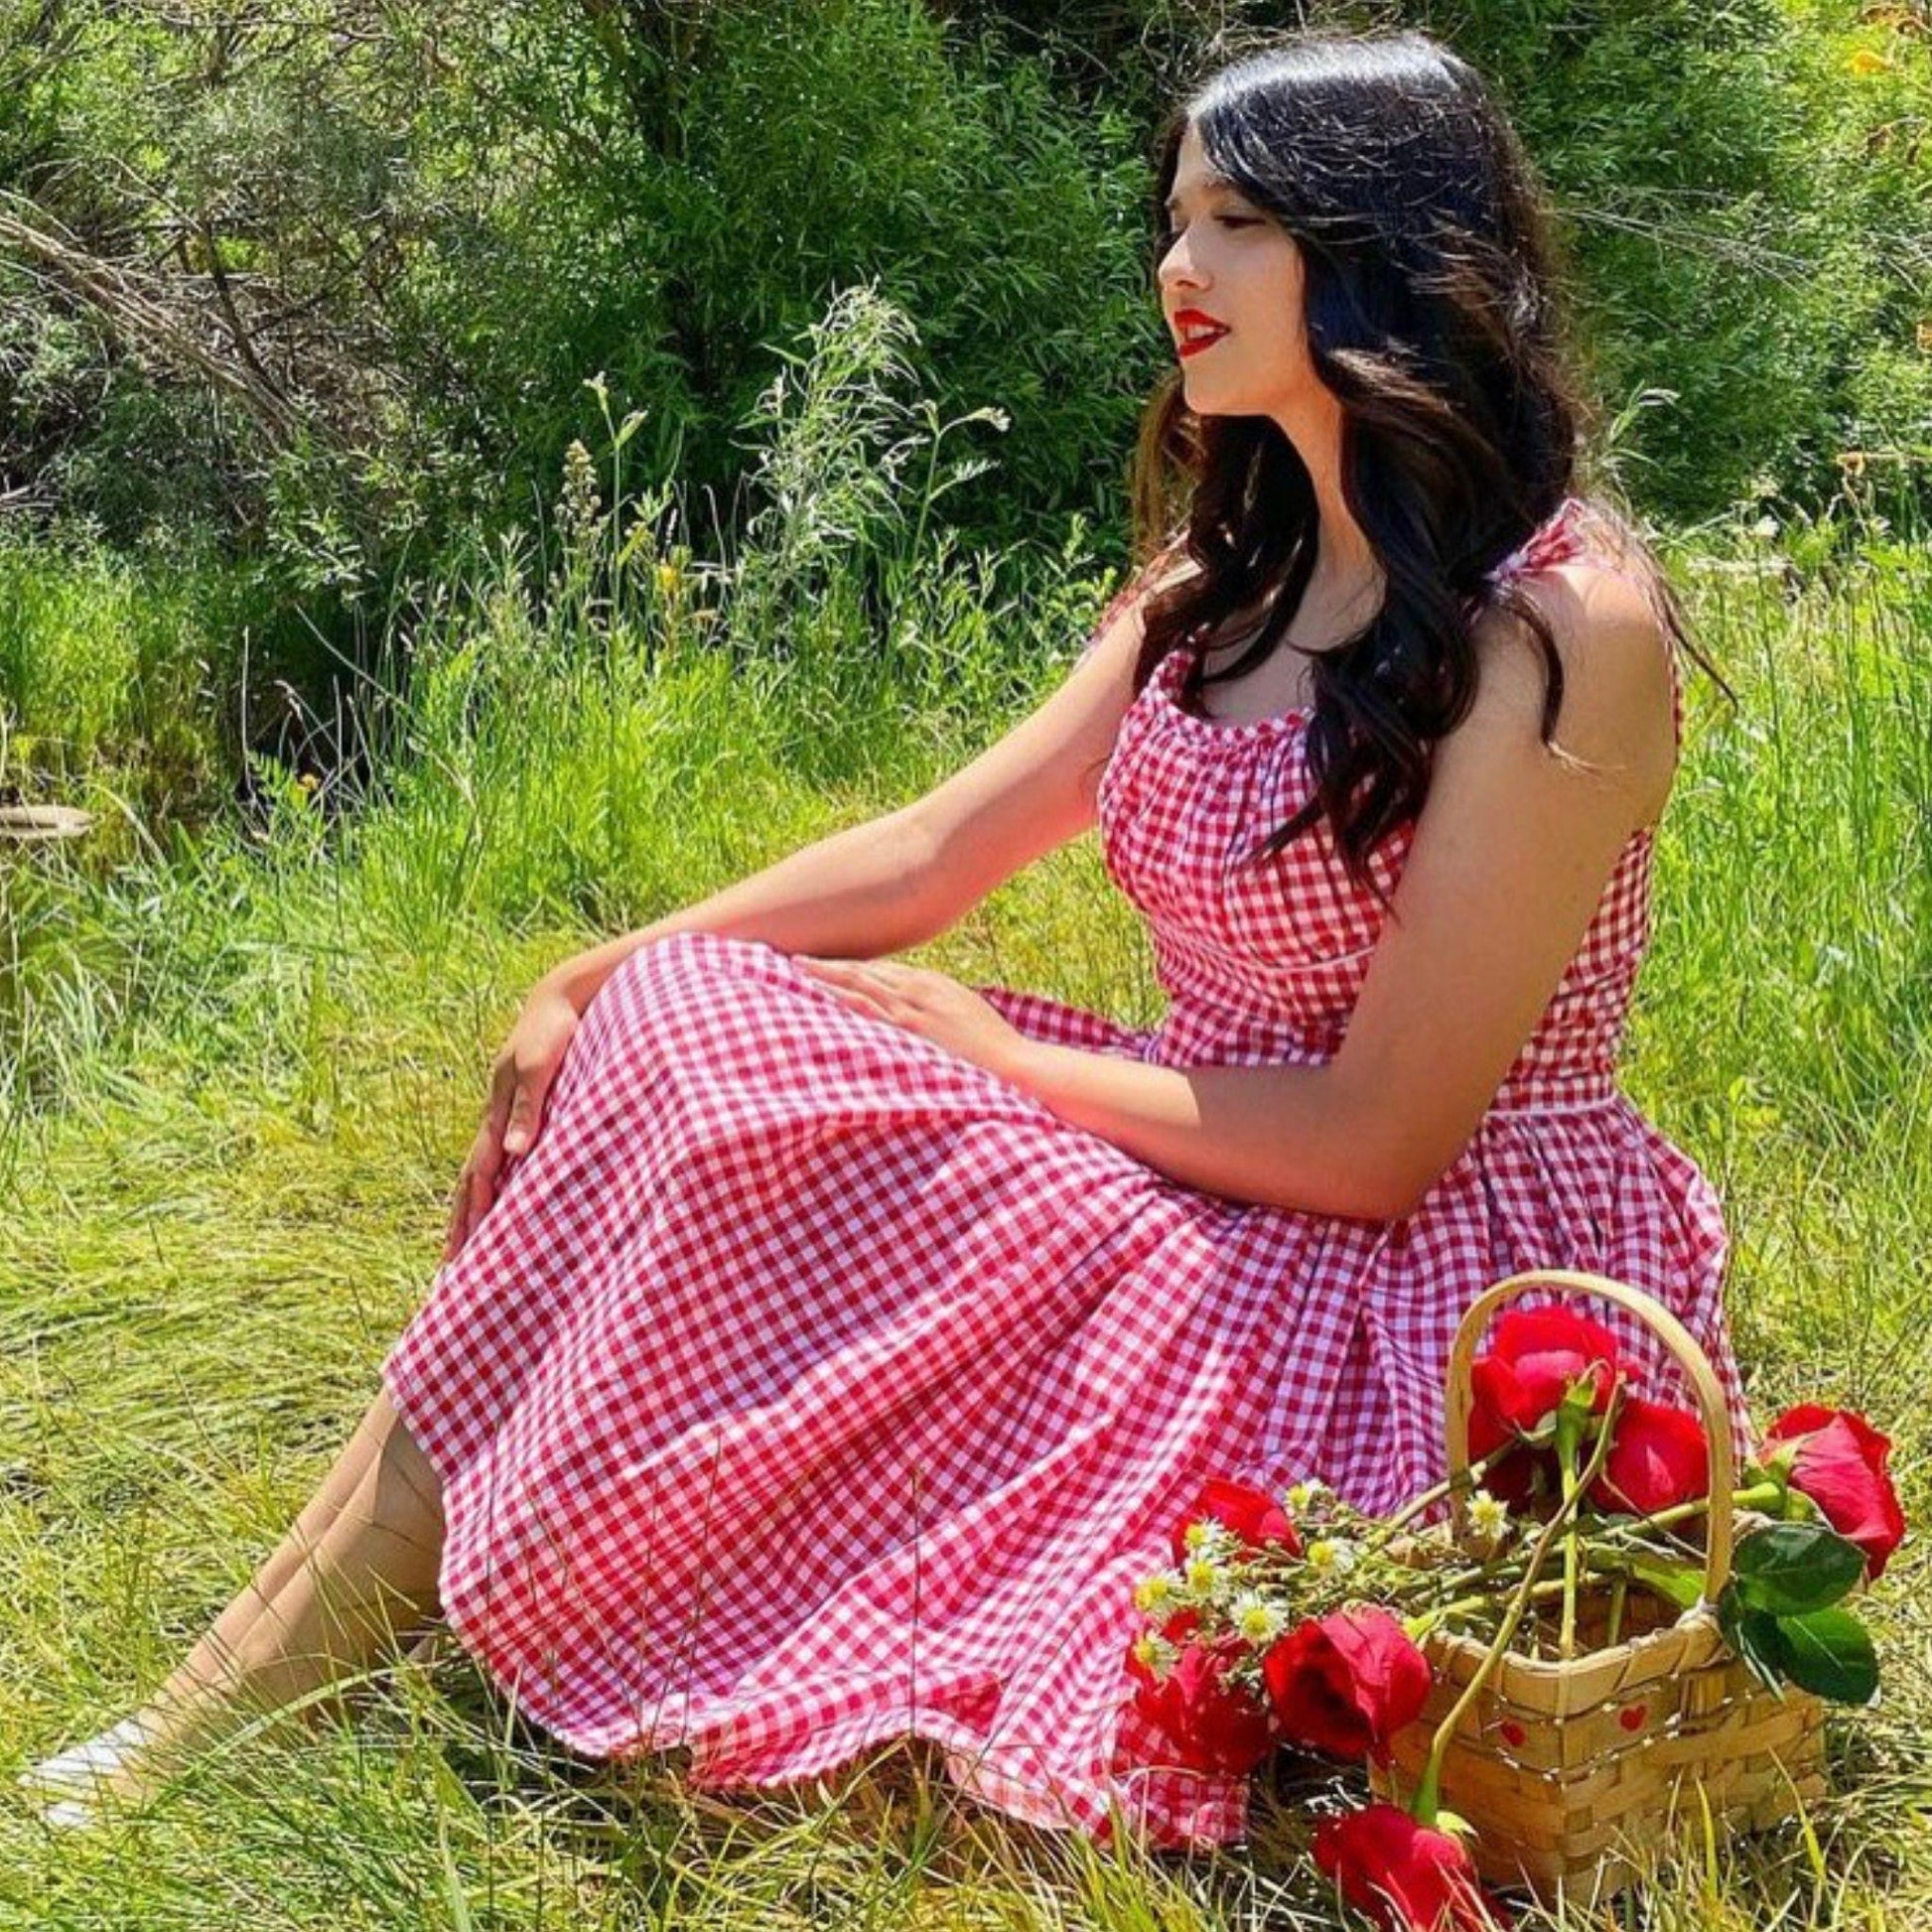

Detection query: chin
xmin=1178 ymin=385 xmax=1253 ymax=418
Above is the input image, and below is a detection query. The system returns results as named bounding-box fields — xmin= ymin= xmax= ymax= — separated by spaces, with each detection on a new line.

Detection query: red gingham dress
xmin=380 ymin=493 xmax=1750 ymax=1853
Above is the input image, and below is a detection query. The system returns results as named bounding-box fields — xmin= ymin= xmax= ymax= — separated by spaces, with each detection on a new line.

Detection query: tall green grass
xmin=3 ymin=290 xmax=1929 ymax=1924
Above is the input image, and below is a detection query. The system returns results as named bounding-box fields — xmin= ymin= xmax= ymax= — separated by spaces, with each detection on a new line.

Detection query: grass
xmin=3 ymin=305 xmax=1930 ymax=1923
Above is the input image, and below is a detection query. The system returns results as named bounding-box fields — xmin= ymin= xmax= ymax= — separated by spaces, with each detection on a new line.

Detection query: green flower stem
xmin=1629 ymin=1479 xmax=1784 ymax=1537
xmin=1587 ymin=1479 xmax=1786 ymax=1578
xmin=1555 ymin=1402 xmax=1587 ymax=1659
xmin=1382 ymin=1444 xmax=1512 ymax=1534
xmin=1410 ymin=1389 xmax=1624 ymax=1826
xmin=1410 ymin=1572 xmax=1599 ymax=1637
xmin=1415 ymin=1482 xmax=1784 ymax=1635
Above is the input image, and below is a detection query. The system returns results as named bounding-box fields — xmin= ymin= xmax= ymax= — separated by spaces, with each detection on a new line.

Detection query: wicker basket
xmin=1366 ymin=1269 xmax=1828 ymax=1903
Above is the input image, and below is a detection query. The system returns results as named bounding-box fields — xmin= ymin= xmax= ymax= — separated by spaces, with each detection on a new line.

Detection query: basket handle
xmin=1445 ymin=1268 xmax=1735 ymax=1600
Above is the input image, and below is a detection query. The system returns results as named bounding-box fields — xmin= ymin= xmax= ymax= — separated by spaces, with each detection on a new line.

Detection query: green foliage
xmin=1720 ymin=1588 xmax=1880 ymax=1705
xmin=0 ymin=529 xmax=237 ymax=822
xmin=1419 ymin=0 xmax=1932 ymax=518
xmin=4 ymin=0 xmax=1922 ymax=628
xmin=1729 ymin=1520 xmax=1867 ymax=1617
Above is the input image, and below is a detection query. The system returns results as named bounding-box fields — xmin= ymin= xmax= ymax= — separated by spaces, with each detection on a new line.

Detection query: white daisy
xmin=1286 ymin=1476 xmax=1330 ymax=1514
xmin=1307 ymin=1537 xmax=1358 ymax=1577
xmin=1182 ymin=1518 xmax=1238 ymax=1561
xmin=1132 ymin=1631 xmax=1178 ymax=1678
xmin=1133 ymin=1572 xmax=1180 ymax=1614
xmin=1231 ymin=1590 xmax=1289 ymax=1645
xmin=1468 ymin=1488 xmax=1511 ymax=1542
xmin=1182 ymin=1552 xmax=1225 ymax=1598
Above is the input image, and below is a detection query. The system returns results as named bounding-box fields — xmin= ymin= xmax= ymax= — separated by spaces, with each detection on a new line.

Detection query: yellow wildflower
xmin=1133 ymin=1573 xmax=1179 ymax=1614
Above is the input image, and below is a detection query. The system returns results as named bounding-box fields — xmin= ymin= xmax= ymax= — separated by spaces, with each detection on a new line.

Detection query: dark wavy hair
xmin=1117 ymin=29 xmax=1726 ymax=897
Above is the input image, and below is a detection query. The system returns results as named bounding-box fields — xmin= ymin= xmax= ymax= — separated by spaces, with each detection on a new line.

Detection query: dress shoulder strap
xmin=1481 ymin=495 xmax=1689 ymax=753
xmin=1480 ymin=495 xmax=1588 ymax=591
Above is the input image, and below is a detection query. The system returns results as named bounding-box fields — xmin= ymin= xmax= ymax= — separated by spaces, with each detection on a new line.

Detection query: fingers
xmin=441 ymin=1053 xmax=556 ymax=1263
xmin=443 ymin=1146 xmax=497 ymax=1265
xmin=502 ymin=1064 xmax=552 ymax=1158
xmin=441 ymin=1165 xmax=473 ymax=1264
xmin=441 ymin=990 xmax=585 ymax=1264
xmin=797 ymin=956 xmax=896 ymax=1021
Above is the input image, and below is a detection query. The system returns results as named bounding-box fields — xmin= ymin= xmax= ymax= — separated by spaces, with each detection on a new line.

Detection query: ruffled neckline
xmin=1149 ymin=494 xmax=1589 ymax=745
xmin=1152 ymin=643 xmax=1308 ymax=744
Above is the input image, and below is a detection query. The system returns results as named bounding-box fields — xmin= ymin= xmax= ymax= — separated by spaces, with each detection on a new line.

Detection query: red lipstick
xmin=1173 ymin=308 xmax=1230 ymax=358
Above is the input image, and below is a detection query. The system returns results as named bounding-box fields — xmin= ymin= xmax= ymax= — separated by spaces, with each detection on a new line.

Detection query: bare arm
xmin=537 ymin=807 xmax=955 ymax=1015
xmin=540 ymin=553 xmax=1182 ymax=1017
xmin=995 ymin=564 xmax=1679 ymax=1221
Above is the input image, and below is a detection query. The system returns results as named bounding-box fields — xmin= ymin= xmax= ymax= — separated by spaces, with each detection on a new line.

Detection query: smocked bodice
xmin=1090 ymin=496 xmax=1671 ymax=1112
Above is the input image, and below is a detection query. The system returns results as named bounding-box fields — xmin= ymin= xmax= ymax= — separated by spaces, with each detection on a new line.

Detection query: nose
xmin=1158 ymin=234 xmax=1205 ymax=301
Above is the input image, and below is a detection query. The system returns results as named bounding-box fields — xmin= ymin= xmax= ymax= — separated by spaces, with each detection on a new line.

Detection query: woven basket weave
xmin=1367 ymin=1268 xmax=1828 ymax=1903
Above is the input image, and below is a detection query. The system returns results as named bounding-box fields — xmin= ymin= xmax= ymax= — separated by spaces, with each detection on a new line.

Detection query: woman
xmin=26 ymin=29 xmax=1750 ymax=1852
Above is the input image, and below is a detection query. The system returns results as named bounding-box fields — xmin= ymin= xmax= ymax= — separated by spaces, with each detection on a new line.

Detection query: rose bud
xmin=1587 ymin=1396 xmax=1710 ymax=1516
xmin=1263 ymin=1606 xmax=1432 ymax=1764
xmin=1762 ymin=1404 xmax=1906 ymax=1580
xmin=1171 ymin=1473 xmax=1304 ymax=1565
xmin=1312 ymin=1800 xmax=1510 ymax=1931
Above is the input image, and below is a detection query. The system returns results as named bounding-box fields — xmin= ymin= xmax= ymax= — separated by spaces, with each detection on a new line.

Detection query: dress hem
xmin=381 ymin=1352 xmax=1246 ymax=1856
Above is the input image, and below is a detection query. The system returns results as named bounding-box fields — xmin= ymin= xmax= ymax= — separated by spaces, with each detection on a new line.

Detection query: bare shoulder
xmin=1456 ymin=557 xmax=1679 ymax=827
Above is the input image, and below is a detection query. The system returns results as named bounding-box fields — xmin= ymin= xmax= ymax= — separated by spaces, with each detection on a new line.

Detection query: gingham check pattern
xmin=382 ymin=494 xmax=1749 ymax=1852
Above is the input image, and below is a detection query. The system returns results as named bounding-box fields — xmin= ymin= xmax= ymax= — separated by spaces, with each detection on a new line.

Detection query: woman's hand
xmin=792 ymin=955 xmax=1033 ymax=1084
xmin=443 ymin=979 xmax=584 ymax=1263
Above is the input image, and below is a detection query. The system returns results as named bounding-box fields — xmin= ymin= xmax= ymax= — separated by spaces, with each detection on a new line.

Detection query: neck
xmin=1287 ymin=402 xmax=1383 ymax=615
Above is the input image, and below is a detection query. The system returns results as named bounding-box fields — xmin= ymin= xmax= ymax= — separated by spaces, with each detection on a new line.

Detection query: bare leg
xmin=77 ymin=1387 xmax=447 ymax=1803
xmin=158 ymin=1383 xmax=417 ymax=1699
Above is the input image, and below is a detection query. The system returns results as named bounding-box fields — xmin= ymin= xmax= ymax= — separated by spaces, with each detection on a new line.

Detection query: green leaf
xmin=1627 ymin=1555 xmax=1703 ymax=1610
xmin=1774 ymin=1607 xmax=1879 ymax=1706
xmin=1717 ymin=1586 xmax=1787 ymax=1698
xmin=1731 ymin=1522 xmax=1865 ymax=1615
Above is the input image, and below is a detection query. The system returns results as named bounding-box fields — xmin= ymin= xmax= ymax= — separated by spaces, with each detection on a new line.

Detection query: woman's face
xmin=1158 ymin=121 xmax=1313 ymax=421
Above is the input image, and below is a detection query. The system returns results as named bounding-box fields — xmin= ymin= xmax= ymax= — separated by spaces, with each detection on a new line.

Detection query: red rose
xmin=1125 ymin=1621 xmax=1277 ymax=1777
xmin=1171 ymin=1474 xmax=1304 ymax=1565
xmin=1313 ymin=1801 xmax=1510 ymax=1931
xmin=1262 ymin=1606 xmax=1432 ymax=1764
xmin=1587 ymin=1396 xmax=1709 ymax=1516
xmin=1469 ymin=1306 xmax=1642 ymax=1444
xmin=1762 ymin=1405 xmax=1906 ymax=1580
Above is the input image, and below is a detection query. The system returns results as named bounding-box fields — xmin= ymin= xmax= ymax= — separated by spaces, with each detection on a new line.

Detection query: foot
xmin=19 ymin=1696 xmax=226 ymax=1822
xmin=38 ymin=1796 xmax=106 ymax=1832
xmin=19 ymin=1713 xmax=165 ymax=1798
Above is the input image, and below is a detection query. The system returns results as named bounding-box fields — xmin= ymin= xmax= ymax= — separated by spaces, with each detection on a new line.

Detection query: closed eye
xmin=1159 ymin=214 xmax=1263 ymax=245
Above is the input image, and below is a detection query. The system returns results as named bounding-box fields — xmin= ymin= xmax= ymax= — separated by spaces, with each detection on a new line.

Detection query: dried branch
xmin=0 ymin=196 xmax=307 ymax=447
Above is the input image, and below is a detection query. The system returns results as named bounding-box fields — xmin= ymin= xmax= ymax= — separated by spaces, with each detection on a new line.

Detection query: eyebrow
xmin=1163 ymin=177 xmax=1239 ymax=216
